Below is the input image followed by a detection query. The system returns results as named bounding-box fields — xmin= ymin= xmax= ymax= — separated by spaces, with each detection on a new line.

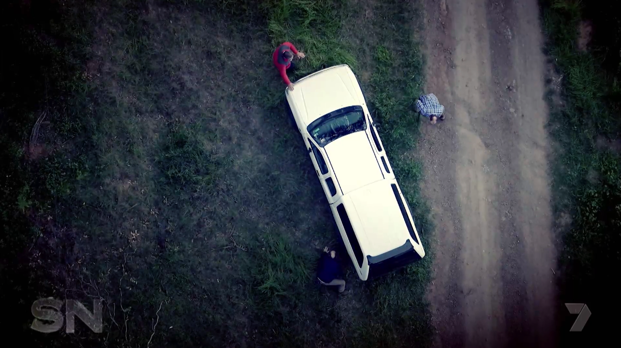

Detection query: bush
xmin=542 ymin=0 xmax=621 ymax=344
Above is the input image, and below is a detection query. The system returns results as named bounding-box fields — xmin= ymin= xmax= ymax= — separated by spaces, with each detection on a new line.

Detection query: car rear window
xmin=367 ymin=240 xmax=422 ymax=279
xmin=336 ymin=203 xmax=364 ymax=267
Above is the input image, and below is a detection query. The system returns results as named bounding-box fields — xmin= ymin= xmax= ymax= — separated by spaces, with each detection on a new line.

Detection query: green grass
xmin=1 ymin=0 xmax=432 ymax=347
xmin=541 ymin=0 xmax=621 ymax=344
xmin=264 ymin=0 xmax=357 ymax=75
xmin=158 ymin=121 xmax=219 ymax=193
xmin=351 ymin=2 xmax=432 ymax=345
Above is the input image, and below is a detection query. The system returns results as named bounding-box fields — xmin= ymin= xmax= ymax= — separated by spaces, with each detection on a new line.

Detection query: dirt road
xmin=420 ymin=0 xmax=558 ymax=347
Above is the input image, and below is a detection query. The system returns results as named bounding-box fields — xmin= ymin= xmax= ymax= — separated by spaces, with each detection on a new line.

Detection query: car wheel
xmin=332 ymin=220 xmax=345 ymax=246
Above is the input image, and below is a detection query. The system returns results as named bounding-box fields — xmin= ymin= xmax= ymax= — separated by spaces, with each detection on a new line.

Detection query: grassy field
xmin=1 ymin=0 xmax=432 ymax=347
xmin=541 ymin=0 xmax=621 ymax=344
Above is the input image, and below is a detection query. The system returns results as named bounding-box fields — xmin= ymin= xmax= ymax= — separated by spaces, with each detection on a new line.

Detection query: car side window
xmin=325 ymin=177 xmax=337 ymax=196
xmin=309 ymin=141 xmax=329 ymax=174
xmin=337 ymin=204 xmax=364 ymax=267
xmin=381 ymin=157 xmax=390 ymax=173
xmin=391 ymin=184 xmax=420 ymax=244
xmin=370 ymin=122 xmax=383 ymax=152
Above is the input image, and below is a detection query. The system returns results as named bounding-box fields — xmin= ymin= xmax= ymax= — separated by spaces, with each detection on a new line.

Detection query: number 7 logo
xmin=565 ymin=303 xmax=592 ymax=332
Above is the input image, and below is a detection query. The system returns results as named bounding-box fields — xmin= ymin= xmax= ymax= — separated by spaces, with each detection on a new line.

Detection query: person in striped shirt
xmin=416 ymin=93 xmax=446 ymax=124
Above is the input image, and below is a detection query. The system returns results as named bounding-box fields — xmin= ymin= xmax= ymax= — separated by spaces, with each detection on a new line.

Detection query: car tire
xmin=333 ymin=220 xmax=345 ymax=247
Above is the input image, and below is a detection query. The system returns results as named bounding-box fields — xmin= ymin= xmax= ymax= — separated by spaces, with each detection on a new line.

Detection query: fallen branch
xmin=147 ymin=301 xmax=164 ymax=348
xmin=108 ymin=302 xmax=119 ymax=328
xmin=225 ymin=229 xmax=247 ymax=251
xmin=29 ymin=111 xmax=47 ymax=157
xmin=119 ymin=254 xmax=130 ymax=342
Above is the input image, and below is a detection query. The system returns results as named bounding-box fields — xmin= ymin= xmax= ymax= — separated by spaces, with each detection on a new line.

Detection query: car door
xmin=331 ymin=201 xmax=366 ymax=279
xmin=366 ymin=113 xmax=395 ymax=180
xmin=307 ymin=138 xmax=341 ymax=205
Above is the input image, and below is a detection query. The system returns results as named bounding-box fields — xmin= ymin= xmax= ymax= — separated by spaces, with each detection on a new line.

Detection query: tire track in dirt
xmin=420 ymin=0 xmax=557 ymax=347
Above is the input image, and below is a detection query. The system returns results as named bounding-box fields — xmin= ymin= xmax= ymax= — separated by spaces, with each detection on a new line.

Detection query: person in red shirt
xmin=273 ymin=42 xmax=306 ymax=91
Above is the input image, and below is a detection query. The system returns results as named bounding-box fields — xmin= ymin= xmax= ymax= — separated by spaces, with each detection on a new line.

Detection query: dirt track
xmin=420 ymin=0 xmax=558 ymax=347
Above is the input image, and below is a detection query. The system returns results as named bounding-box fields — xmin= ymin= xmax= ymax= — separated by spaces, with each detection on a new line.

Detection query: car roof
xmin=341 ymin=180 xmax=415 ymax=257
xmin=324 ymin=131 xmax=384 ymax=194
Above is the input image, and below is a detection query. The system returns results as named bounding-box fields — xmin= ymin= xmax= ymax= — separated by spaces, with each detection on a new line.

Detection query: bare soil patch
xmin=421 ymin=0 xmax=558 ymax=346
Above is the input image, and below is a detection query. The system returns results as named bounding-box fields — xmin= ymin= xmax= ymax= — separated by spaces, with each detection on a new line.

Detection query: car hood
xmin=324 ymin=131 xmax=383 ymax=195
xmin=289 ymin=67 xmax=362 ymax=125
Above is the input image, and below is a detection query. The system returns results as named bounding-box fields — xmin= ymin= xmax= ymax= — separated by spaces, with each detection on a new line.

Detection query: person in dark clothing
xmin=272 ymin=42 xmax=306 ymax=91
xmin=317 ymin=247 xmax=346 ymax=293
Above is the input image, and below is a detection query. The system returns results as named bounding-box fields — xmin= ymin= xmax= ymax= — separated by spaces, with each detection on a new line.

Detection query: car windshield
xmin=307 ymin=106 xmax=367 ymax=147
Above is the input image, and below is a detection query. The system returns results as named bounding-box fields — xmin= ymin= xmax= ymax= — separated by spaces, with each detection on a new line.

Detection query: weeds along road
xmin=420 ymin=0 xmax=557 ymax=347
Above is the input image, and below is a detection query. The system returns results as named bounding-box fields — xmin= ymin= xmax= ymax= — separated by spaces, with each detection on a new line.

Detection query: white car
xmin=285 ymin=64 xmax=425 ymax=281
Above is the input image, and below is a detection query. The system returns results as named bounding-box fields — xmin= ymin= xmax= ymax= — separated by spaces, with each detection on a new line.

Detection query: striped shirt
xmin=415 ymin=94 xmax=445 ymax=118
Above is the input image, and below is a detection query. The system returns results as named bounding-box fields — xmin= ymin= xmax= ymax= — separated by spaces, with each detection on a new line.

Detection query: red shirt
xmin=272 ymin=42 xmax=299 ymax=85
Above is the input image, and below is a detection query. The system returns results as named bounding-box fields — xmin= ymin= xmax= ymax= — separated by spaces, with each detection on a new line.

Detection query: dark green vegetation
xmin=541 ymin=0 xmax=621 ymax=343
xmin=1 ymin=0 xmax=432 ymax=347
